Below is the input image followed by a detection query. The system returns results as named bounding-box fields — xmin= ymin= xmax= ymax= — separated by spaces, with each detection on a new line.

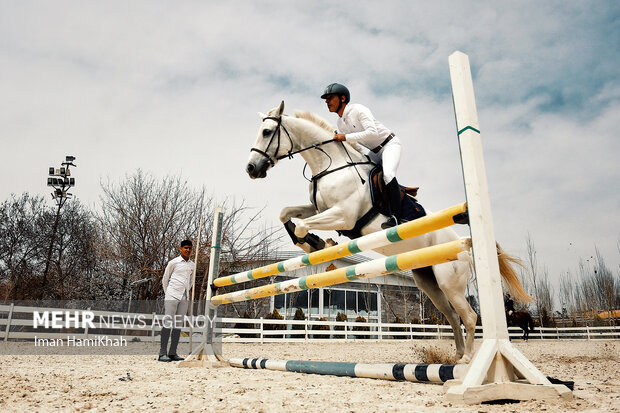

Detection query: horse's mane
xmin=294 ymin=110 xmax=335 ymax=134
xmin=294 ymin=109 xmax=365 ymax=155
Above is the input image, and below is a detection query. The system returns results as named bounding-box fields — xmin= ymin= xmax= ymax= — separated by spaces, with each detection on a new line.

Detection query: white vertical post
xmin=4 ymin=303 xmax=14 ymax=341
xmin=189 ymin=214 xmax=203 ymax=353
xmin=450 ymin=51 xmax=508 ymax=340
xmin=445 ymin=51 xmax=572 ymax=404
xmin=150 ymin=312 xmax=156 ymax=342
xmin=84 ymin=307 xmax=91 ymax=339
xmin=178 ymin=206 xmax=226 ymax=367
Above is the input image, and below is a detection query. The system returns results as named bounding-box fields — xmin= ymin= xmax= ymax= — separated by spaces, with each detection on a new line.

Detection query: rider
xmin=504 ymin=293 xmax=515 ymax=324
xmin=321 ymin=83 xmax=403 ymax=228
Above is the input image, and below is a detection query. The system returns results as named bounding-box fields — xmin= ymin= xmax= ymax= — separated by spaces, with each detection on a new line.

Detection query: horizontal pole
xmin=211 ymin=238 xmax=471 ymax=306
xmin=229 ymin=358 xmax=468 ymax=383
xmin=213 ymin=202 xmax=467 ymax=287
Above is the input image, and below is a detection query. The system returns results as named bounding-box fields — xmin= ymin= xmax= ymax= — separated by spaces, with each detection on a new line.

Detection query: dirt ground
xmin=0 ymin=339 xmax=618 ymax=412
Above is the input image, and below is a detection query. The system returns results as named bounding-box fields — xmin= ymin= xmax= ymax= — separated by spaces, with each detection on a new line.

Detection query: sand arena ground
xmin=0 ymin=340 xmax=618 ymax=412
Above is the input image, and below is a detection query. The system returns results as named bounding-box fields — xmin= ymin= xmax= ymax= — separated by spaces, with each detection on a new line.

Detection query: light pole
xmin=42 ymin=156 xmax=77 ymax=295
xmin=127 ymin=278 xmax=150 ymax=313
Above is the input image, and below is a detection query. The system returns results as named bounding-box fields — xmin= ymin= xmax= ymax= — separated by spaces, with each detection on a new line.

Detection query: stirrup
xmin=381 ymin=216 xmax=398 ymax=229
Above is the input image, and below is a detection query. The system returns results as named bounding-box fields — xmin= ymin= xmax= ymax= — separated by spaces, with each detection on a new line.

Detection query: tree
xmin=45 ymin=199 xmax=101 ymax=299
xmin=525 ymin=234 xmax=545 ymax=326
xmin=0 ymin=193 xmax=47 ymax=299
xmin=97 ymin=170 xmax=209 ymax=300
xmin=0 ymin=193 xmax=100 ymax=300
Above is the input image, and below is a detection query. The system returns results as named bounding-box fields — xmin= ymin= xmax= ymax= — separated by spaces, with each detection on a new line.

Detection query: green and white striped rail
xmin=213 ymin=202 xmax=467 ymax=288
xmin=230 ymin=358 xmax=468 ymax=383
xmin=211 ymin=237 xmax=471 ymax=306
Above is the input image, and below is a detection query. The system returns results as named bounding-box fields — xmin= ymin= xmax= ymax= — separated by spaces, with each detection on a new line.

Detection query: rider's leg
xmin=381 ymin=178 xmax=402 ymax=229
xmin=380 ymin=140 xmax=402 ymax=229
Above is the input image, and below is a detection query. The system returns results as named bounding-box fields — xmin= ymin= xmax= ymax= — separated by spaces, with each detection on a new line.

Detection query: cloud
xmin=1 ymin=1 xmax=618 ymax=303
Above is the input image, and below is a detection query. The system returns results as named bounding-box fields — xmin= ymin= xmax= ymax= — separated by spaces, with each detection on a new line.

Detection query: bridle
xmin=250 ymin=115 xmax=337 ymax=167
xmin=250 ymin=114 xmax=371 ymax=187
xmin=249 ymin=116 xmax=294 ymax=167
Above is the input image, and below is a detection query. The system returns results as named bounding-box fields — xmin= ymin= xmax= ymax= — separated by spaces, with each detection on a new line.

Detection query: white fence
xmin=1 ymin=304 xmax=619 ymax=344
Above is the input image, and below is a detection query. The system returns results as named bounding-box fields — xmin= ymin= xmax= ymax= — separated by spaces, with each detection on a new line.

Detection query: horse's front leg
xmin=279 ymin=204 xmax=329 ymax=253
xmin=279 ymin=204 xmax=317 ymax=223
xmin=294 ymin=205 xmax=352 ymax=238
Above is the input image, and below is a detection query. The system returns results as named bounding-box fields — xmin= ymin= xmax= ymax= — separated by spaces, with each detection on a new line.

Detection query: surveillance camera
xmin=66 ymin=156 xmax=76 ymax=162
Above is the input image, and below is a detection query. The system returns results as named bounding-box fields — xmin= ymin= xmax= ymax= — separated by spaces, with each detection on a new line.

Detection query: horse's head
xmin=247 ymin=101 xmax=293 ymax=179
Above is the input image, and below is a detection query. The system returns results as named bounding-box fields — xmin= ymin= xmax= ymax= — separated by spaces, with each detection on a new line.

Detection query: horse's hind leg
xmin=432 ymin=261 xmax=478 ymax=364
xmin=411 ymin=267 xmax=466 ymax=363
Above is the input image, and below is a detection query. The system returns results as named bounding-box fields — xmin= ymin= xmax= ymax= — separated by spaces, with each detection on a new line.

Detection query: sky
xmin=1 ymin=1 xmax=619 ymax=303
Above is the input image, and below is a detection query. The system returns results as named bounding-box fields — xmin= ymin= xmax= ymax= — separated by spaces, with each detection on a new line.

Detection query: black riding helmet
xmin=321 ymin=83 xmax=350 ymax=103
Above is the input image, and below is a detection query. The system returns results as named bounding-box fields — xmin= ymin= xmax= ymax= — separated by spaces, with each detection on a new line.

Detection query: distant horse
xmin=508 ymin=310 xmax=536 ymax=340
xmin=246 ymin=101 xmax=531 ymax=363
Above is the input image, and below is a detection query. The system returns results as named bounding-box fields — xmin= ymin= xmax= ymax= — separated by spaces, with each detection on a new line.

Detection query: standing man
xmin=158 ymin=239 xmax=194 ymax=362
xmin=321 ymin=83 xmax=404 ymax=228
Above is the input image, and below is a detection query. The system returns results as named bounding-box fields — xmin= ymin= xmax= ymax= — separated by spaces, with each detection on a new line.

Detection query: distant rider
xmin=504 ymin=293 xmax=515 ymax=324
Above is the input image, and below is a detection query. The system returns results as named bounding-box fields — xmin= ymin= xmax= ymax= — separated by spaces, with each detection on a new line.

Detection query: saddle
xmin=339 ymin=166 xmax=426 ymax=239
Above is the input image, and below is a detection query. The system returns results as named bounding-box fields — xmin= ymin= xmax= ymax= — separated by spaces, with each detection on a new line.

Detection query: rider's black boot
xmin=381 ymin=178 xmax=402 ymax=229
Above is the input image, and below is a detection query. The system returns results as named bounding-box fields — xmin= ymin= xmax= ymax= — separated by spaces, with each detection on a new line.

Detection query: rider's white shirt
xmin=162 ymin=255 xmax=194 ymax=301
xmin=337 ymin=103 xmax=393 ymax=150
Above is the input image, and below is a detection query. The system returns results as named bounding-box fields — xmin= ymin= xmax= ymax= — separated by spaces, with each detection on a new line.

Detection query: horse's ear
xmin=277 ymin=100 xmax=285 ymax=116
xmin=258 ymin=112 xmax=266 ymax=120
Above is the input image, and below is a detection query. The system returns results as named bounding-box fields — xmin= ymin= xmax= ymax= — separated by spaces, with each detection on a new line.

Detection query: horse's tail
xmin=496 ymin=243 xmax=532 ymax=303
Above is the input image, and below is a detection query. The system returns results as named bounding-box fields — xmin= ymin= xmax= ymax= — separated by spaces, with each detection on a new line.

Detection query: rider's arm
xmin=343 ymin=105 xmax=379 ymax=143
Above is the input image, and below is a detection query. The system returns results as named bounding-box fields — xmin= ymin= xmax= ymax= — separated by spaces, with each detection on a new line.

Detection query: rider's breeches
xmin=378 ymin=136 xmax=401 ymax=184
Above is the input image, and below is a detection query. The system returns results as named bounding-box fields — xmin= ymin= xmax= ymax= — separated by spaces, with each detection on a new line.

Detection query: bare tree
xmin=0 ymin=193 xmax=100 ymax=300
xmin=97 ymin=170 xmax=210 ymax=300
xmin=200 ymin=202 xmax=281 ymax=318
xmin=0 ymin=193 xmax=47 ymax=299
xmin=537 ymin=266 xmax=555 ymax=326
xmin=558 ymin=270 xmax=577 ymax=318
xmin=379 ymin=276 xmax=418 ymax=323
xmin=590 ymin=248 xmax=619 ymax=326
xmin=525 ymin=233 xmax=545 ymax=326
xmin=45 ymin=199 xmax=101 ymax=299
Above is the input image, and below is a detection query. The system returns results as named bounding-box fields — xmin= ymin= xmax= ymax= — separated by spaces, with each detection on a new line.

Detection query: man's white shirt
xmin=336 ymin=103 xmax=393 ymax=150
xmin=162 ymin=256 xmax=194 ymax=301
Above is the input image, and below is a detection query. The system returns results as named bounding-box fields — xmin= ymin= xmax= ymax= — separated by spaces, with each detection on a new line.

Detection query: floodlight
xmin=56 ymin=189 xmax=62 ymax=196
xmin=47 ymin=178 xmax=53 ymax=186
xmin=70 ymin=178 xmax=75 ymax=186
xmin=60 ymin=167 xmax=66 ymax=176
xmin=49 ymin=167 xmax=54 ymax=175
xmin=65 ymin=169 xmax=70 ymax=176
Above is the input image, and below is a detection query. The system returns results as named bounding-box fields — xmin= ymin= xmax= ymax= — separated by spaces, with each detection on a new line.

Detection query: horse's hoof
xmin=456 ymin=355 xmax=471 ymax=364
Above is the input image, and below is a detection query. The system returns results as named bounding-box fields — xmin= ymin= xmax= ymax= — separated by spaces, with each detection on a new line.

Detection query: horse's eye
xmin=262 ymin=129 xmax=272 ymax=137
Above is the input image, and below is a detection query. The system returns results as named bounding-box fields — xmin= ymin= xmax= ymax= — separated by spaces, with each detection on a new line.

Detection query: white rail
xmin=1 ymin=305 xmax=618 ymax=343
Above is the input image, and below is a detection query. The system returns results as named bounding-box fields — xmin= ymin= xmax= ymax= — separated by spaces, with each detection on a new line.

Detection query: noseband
xmin=250 ymin=116 xmax=294 ymax=166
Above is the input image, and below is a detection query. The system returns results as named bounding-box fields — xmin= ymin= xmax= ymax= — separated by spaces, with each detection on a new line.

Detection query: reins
xmin=250 ymin=115 xmax=372 ymax=186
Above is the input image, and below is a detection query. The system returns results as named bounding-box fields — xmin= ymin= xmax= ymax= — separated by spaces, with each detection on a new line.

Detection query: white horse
xmin=246 ymin=101 xmax=528 ymax=364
